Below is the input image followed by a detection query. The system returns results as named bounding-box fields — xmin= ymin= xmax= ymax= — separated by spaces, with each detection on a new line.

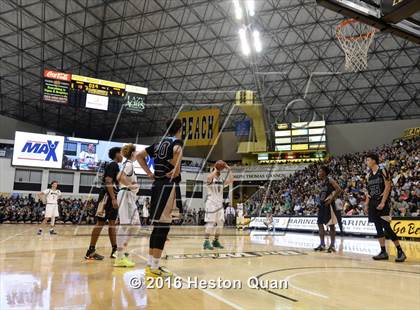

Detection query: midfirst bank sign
xmin=12 ymin=131 xmax=64 ymax=168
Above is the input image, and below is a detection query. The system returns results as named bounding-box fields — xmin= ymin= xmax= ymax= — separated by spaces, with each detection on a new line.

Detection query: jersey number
xmin=157 ymin=141 xmax=171 ymax=159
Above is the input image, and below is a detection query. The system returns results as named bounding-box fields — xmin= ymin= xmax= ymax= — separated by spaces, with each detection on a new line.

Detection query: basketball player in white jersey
xmin=236 ymin=202 xmax=244 ymax=230
xmin=203 ymin=161 xmax=234 ymax=250
xmin=37 ymin=180 xmax=62 ymax=235
xmin=264 ymin=212 xmax=274 ymax=232
xmin=113 ymin=144 xmax=141 ymax=268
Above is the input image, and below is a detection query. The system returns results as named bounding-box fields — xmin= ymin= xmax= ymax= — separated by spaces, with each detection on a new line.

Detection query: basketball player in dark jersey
xmin=136 ymin=118 xmax=183 ymax=278
xmin=314 ymin=166 xmax=342 ymax=253
xmin=365 ymin=153 xmax=406 ymax=262
xmin=85 ymin=147 xmax=122 ymax=260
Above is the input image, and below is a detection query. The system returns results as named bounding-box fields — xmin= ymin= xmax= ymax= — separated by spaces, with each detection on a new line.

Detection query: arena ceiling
xmin=0 ymin=0 xmax=419 ymax=140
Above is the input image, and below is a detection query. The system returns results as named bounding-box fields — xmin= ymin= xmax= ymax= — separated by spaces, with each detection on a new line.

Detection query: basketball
xmin=215 ymin=160 xmax=226 ymax=171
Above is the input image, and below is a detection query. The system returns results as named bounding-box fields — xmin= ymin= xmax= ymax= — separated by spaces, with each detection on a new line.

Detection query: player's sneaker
xmin=49 ymin=229 xmax=57 ymax=235
xmin=110 ymin=248 xmax=118 ymax=259
xmin=372 ymin=251 xmax=389 ymax=260
xmin=113 ymin=255 xmax=135 ymax=268
xmin=37 ymin=229 xmax=42 ymax=235
xmin=145 ymin=265 xmax=151 ymax=273
xmin=314 ymin=245 xmax=326 ymax=251
xmin=85 ymin=248 xmax=105 ymax=260
xmin=203 ymin=239 xmax=213 ymax=250
xmin=147 ymin=266 xmax=173 ymax=278
xmin=212 ymin=239 xmax=224 ymax=249
xmin=395 ymin=251 xmax=406 ymax=263
xmin=327 ymin=246 xmax=336 ymax=253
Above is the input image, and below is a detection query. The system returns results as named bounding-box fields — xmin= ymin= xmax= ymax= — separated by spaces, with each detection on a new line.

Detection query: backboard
xmin=316 ymin=0 xmax=420 ymax=43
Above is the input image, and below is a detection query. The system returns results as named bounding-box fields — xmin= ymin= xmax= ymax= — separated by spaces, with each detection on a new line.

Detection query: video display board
xmin=12 ymin=131 xmax=153 ymax=175
xmin=42 ymin=70 xmax=71 ymax=104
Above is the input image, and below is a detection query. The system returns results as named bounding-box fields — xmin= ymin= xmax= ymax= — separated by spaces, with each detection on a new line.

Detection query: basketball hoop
xmin=336 ymin=19 xmax=378 ymax=72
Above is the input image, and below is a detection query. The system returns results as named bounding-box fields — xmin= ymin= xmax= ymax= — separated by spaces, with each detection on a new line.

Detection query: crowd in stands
xmin=0 ymin=195 xmax=98 ymax=224
xmin=245 ymin=138 xmax=419 ymax=218
xmin=0 ymin=194 xmax=207 ymax=225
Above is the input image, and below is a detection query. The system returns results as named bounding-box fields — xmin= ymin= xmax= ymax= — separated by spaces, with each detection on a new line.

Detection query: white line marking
xmin=283 ymin=269 xmax=420 ymax=300
xmin=0 ymin=227 xmax=34 ymax=244
xmin=130 ymin=249 xmax=245 ymax=310
xmin=284 ymin=271 xmax=329 ymax=299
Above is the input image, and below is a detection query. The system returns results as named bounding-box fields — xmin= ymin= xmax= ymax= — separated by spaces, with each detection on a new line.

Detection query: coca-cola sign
xmin=43 ymin=70 xmax=71 ymax=82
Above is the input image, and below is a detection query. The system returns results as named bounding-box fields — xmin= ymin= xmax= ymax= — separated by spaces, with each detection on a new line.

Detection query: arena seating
xmin=245 ymin=137 xmax=419 ymax=218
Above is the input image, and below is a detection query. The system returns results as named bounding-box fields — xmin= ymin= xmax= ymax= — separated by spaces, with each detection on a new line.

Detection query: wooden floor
xmin=0 ymin=225 xmax=419 ymax=310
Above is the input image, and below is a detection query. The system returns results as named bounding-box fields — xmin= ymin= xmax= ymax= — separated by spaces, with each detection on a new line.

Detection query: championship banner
xmin=179 ymin=109 xmax=220 ymax=146
xmin=401 ymin=127 xmax=420 ymax=139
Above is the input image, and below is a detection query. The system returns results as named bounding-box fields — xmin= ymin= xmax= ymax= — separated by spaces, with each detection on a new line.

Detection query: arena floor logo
xmin=164 ymin=250 xmax=305 ymax=260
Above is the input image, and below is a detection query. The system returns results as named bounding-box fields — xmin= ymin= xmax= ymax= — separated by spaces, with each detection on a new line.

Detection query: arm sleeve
xmin=43 ymin=189 xmax=50 ymax=195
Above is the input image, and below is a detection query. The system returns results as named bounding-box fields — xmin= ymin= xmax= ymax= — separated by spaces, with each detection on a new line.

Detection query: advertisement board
xmin=12 ymin=131 xmax=64 ymax=168
xmin=391 ymin=219 xmax=420 ymax=238
xmin=249 ymin=216 xmax=419 ymax=238
xmin=12 ymin=131 xmax=155 ymax=174
xmin=249 ymin=216 xmax=377 ymax=235
xmin=85 ymin=93 xmax=109 ymax=111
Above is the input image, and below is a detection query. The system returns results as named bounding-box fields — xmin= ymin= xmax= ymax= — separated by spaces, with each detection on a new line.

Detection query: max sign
xmin=13 ymin=132 xmax=64 ymax=168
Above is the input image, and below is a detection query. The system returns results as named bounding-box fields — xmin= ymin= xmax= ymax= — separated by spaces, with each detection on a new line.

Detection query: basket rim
xmin=336 ymin=18 xmax=377 ymax=42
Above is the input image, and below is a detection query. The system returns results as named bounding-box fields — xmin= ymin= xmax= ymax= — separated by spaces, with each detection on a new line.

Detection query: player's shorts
xmin=45 ymin=204 xmax=59 ymax=218
xmin=150 ymin=178 xmax=178 ymax=224
xmin=96 ymin=190 xmax=118 ymax=221
xmin=368 ymin=199 xmax=391 ymax=222
xmin=117 ymin=189 xmax=140 ymax=225
xmin=205 ymin=200 xmax=225 ymax=223
xmin=317 ymin=203 xmax=337 ymax=225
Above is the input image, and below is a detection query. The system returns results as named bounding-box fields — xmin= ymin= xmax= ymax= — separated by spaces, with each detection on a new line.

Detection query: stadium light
xmin=246 ymin=0 xmax=255 ymax=17
xmin=253 ymin=30 xmax=262 ymax=53
xmin=239 ymin=27 xmax=250 ymax=56
xmin=233 ymin=0 xmax=242 ymax=20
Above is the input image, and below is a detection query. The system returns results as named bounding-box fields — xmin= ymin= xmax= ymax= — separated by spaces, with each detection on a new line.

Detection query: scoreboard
xmin=274 ymin=121 xmax=327 ymax=152
xmin=43 ymin=70 xmax=147 ymax=113
xmin=257 ymin=120 xmax=327 ymax=164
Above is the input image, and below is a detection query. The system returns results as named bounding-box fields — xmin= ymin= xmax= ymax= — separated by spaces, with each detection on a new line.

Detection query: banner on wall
xmin=235 ymin=119 xmax=251 ymax=137
xmin=391 ymin=219 xmax=420 ymax=238
xmin=179 ymin=109 xmax=220 ymax=146
xmin=12 ymin=131 xmax=64 ymax=168
xmin=248 ymin=216 xmax=420 ymax=238
xmin=401 ymin=127 xmax=420 ymax=139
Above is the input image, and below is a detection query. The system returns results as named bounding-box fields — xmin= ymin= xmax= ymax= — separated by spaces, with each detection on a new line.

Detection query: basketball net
xmin=336 ymin=19 xmax=378 ymax=72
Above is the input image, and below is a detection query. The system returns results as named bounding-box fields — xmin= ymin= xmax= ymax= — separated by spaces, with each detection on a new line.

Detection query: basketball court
xmin=0 ymin=0 xmax=419 ymax=309
xmin=1 ymin=225 xmax=419 ymax=309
